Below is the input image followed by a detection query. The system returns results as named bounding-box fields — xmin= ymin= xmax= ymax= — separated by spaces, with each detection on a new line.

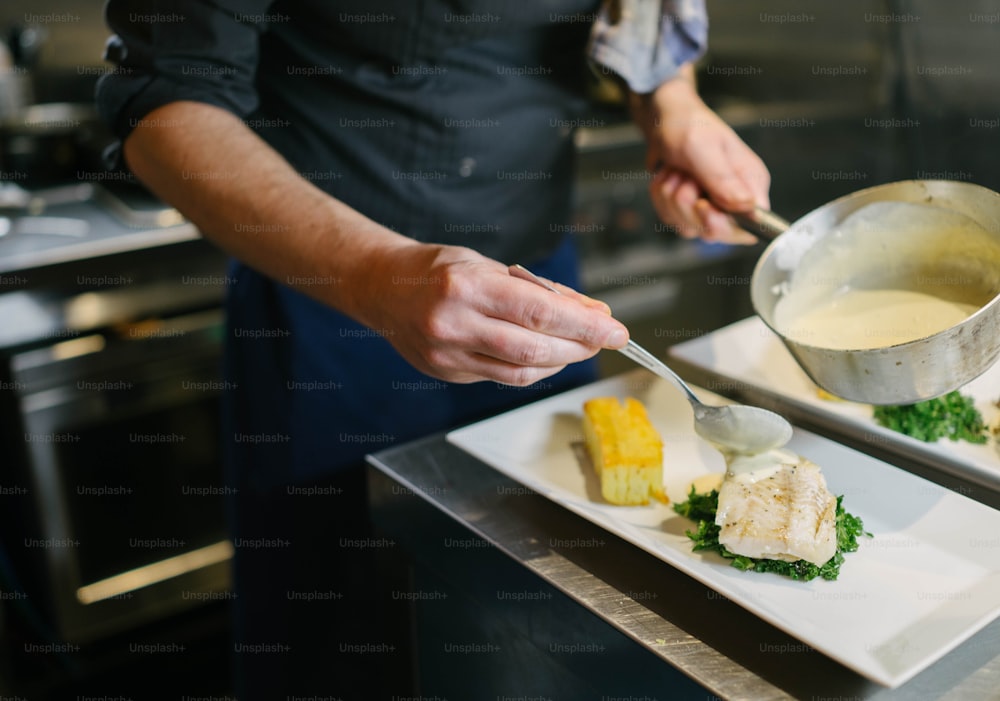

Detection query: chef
xmin=96 ymin=0 xmax=769 ymax=696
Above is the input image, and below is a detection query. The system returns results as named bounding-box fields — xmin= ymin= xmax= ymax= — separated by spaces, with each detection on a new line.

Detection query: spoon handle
xmin=508 ymin=264 xmax=702 ymax=406
xmin=617 ymin=341 xmax=702 ymax=407
xmin=508 ymin=263 xmax=561 ymax=293
xmin=730 ymin=206 xmax=791 ymax=240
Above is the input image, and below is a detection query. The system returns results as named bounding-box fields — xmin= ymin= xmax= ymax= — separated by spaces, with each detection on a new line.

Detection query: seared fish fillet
xmin=716 ymin=450 xmax=837 ymax=567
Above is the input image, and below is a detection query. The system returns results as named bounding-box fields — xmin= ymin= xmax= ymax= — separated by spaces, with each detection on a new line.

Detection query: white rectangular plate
xmin=668 ymin=316 xmax=1000 ymax=489
xmin=446 ymin=371 xmax=1000 ymax=688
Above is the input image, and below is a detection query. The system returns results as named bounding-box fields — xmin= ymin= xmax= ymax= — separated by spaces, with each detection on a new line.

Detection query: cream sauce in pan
xmin=775 ymin=288 xmax=978 ymax=350
xmin=772 ymin=200 xmax=998 ymax=350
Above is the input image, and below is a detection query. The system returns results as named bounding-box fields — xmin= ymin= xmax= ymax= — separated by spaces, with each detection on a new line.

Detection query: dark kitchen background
xmin=0 ymin=0 xmax=997 ymax=697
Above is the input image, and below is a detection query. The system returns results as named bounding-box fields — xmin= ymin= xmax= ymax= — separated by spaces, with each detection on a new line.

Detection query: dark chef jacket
xmin=98 ymin=0 xmax=608 ymax=488
xmin=95 ymin=1 xmax=707 ymax=697
xmin=96 ymin=0 xmax=709 ymax=485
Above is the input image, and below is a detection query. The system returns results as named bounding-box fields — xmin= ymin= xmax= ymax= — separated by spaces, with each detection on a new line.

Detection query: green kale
xmin=872 ymin=391 xmax=988 ymax=444
xmin=672 ymin=486 xmax=870 ymax=582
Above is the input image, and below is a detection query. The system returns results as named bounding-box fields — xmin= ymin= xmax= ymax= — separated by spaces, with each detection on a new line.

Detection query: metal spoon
xmin=509 ymin=264 xmax=793 ymax=454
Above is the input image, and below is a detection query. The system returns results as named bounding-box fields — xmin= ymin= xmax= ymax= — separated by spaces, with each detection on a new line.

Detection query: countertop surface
xmin=368 ymin=431 xmax=1000 ymax=700
xmin=0 ymin=183 xmax=228 ymax=351
xmin=0 ymin=183 xmax=199 ymax=278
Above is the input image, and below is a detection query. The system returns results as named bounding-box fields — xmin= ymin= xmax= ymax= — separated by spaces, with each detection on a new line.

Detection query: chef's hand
xmin=365 ymin=244 xmax=628 ymax=385
xmin=632 ymin=68 xmax=770 ymax=245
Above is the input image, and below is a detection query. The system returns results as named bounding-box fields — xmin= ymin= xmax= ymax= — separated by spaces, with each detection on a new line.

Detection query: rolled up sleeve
xmin=96 ymin=0 xmax=272 ymax=161
xmin=587 ymin=0 xmax=708 ymax=94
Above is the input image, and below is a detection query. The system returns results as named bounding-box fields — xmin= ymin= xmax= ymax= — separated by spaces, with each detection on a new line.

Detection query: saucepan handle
xmin=730 ymin=207 xmax=791 ymax=240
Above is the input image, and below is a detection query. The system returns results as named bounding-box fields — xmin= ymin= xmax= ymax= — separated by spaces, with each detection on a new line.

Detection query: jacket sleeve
xmin=95 ymin=0 xmax=275 ymax=163
xmin=587 ymin=0 xmax=708 ymax=94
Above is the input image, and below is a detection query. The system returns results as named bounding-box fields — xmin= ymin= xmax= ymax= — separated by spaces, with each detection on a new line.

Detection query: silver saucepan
xmin=735 ymin=180 xmax=1000 ymax=405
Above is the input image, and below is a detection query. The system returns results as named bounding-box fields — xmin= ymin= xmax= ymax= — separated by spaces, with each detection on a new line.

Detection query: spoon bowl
xmin=692 ymin=403 xmax=794 ymax=455
xmin=616 ymin=340 xmax=793 ymax=454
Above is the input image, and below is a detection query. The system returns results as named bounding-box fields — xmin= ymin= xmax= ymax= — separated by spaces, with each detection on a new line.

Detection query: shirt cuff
xmin=587 ymin=0 xmax=708 ymax=94
xmin=94 ymin=0 xmax=267 ymax=169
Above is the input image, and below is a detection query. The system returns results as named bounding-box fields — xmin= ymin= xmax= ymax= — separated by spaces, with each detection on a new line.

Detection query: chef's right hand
xmin=633 ymin=69 xmax=770 ymax=245
xmin=364 ymin=244 xmax=629 ymax=385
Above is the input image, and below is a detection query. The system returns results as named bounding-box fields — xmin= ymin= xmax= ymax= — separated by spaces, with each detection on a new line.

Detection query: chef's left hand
xmin=632 ymin=68 xmax=771 ymax=245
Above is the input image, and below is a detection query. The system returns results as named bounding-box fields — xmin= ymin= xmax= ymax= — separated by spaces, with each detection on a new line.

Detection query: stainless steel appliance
xmin=0 ymin=225 xmax=231 ymax=644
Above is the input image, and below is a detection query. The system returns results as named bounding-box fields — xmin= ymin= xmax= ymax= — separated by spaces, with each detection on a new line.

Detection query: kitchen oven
xmin=0 ymin=245 xmax=232 ymax=645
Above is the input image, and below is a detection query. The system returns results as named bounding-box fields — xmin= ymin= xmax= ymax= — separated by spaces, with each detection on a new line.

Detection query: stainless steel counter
xmin=367 ymin=432 xmax=1000 ymax=700
xmin=0 ymin=184 xmax=199 ymax=278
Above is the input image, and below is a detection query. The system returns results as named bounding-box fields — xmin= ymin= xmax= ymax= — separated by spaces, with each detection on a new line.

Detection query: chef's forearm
xmin=627 ymin=63 xmax=700 ymax=147
xmin=122 ymin=100 xmax=415 ymax=326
